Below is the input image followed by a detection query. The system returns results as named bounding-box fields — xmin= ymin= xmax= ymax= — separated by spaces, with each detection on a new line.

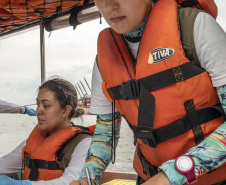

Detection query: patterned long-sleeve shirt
xmin=160 ymin=85 xmax=226 ymax=185
xmin=79 ymin=112 xmax=121 ymax=181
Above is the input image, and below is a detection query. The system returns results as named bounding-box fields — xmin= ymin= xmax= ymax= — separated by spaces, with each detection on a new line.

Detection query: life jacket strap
xmin=136 ymin=147 xmax=160 ymax=177
xmin=136 ymin=175 xmax=146 ymax=185
xmin=107 ymin=62 xmax=205 ymax=101
xmin=132 ymin=104 xmax=225 ymax=147
xmin=24 ymin=154 xmax=62 ymax=181
xmin=136 ymin=84 xmax=157 ymax=147
xmin=134 ymin=126 xmax=156 ymax=147
xmin=184 ymin=99 xmax=204 ymax=145
xmin=178 ymin=0 xmax=203 ymax=9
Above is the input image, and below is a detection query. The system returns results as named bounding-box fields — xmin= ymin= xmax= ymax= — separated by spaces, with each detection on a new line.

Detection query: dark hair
xmin=152 ymin=0 xmax=159 ymax=2
xmin=38 ymin=76 xmax=84 ymax=120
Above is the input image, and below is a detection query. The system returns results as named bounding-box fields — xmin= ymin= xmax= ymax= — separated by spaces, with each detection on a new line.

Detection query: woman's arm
xmin=79 ymin=112 xmax=121 ymax=182
xmin=158 ymin=85 xmax=226 ymax=185
xmin=0 ymin=100 xmax=36 ymax=116
xmin=0 ymin=100 xmax=25 ymax=114
xmin=0 ymin=140 xmax=26 ymax=175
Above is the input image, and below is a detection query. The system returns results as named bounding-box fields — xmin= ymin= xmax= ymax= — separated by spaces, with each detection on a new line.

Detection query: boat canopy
xmin=0 ymin=0 xmax=99 ymax=38
xmin=0 ymin=0 xmax=101 ymax=83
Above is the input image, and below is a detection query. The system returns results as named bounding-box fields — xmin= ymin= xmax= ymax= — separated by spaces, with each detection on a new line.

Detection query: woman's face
xmin=95 ymin=0 xmax=152 ymax=34
xmin=36 ymin=88 xmax=68 ymax=135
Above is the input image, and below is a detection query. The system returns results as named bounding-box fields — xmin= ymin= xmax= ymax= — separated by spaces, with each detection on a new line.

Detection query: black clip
xmin=121 ymin=80 xmax=140 ymax=100
xmin=24 ymin=155 xmax=34 ymax=169
xmin=135 ymin=126 xmax=157 ymax=148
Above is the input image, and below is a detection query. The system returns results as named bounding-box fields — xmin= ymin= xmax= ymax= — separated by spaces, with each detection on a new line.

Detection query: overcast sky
xmin=0 ymin=0 xmax=225 ymax=108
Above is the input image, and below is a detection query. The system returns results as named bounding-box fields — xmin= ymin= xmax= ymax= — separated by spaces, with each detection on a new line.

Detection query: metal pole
xmin=77 ymin=83 xmax=85 ymax=96
xmin=45 ymin=6 xmax=100 ymax=32
xmin=75 ymin=84 xmax=82 ymax=98
xmin=80 ymin=80 xmax=88 ymax=95
xmin=84 ymin=77 xmax=91 ymax=92
xmin=40 ymin=18 xmax=46 ymax=84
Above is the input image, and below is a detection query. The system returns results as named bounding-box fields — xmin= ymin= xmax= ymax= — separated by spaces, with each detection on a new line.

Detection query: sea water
xmin=0 ymin=114 xmax=136 ymax=173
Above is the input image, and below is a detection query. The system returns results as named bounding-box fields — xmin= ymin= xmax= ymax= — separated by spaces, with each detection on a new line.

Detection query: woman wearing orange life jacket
xmin=69 ymin=0 xmax=226 ymax=184
xmin=0 ymin=77 xmax=94 ymax=185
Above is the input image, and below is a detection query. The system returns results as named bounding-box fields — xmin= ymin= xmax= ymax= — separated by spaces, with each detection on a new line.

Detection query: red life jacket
xmin=22 ymin=124 xmax=94 ymax=181
xmin=97 ymin=0 xmax=226 ymax=184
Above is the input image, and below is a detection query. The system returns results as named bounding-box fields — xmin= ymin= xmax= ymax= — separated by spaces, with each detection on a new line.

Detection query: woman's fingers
xmin=70 ymin=178 xmax=89 ymax=185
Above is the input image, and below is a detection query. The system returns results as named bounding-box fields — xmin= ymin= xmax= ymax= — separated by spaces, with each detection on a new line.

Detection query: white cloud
xmin=0 ymin=19 xmax=107 ymax=106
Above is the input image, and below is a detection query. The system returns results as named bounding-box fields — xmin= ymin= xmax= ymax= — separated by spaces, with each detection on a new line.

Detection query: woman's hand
xmin=142 ymin=172 xmax=171 ymax=185
xmin=70 ymin=178 xmax=96 ymax=185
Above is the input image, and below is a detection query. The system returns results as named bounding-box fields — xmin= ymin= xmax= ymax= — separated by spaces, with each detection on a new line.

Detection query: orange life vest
xmin=22 ymin=124 xmax=94 ymax=181
xmin=97 ymin=0 xmax=226 ymax=184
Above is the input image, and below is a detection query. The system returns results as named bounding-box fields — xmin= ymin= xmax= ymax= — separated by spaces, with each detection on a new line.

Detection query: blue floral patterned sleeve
xmin=79 ymin=112 xmax=121 ymax=182
xmin=160 ymin=85 xmax=226 ymax=185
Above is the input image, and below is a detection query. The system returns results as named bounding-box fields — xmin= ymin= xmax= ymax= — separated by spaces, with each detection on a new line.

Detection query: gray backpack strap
xmin=56 ymin=133 xmax=92 ymax=170
xmin=178 ymin=6 xmax=202 ymax=67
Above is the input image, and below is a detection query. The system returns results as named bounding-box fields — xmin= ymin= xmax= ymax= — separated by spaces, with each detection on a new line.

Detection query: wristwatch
xmin=175 ymin=155 xmax=197 ymax=184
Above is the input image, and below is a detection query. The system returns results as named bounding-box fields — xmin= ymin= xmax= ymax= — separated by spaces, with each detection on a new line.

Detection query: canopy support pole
xmin=40 ymin=18 xmax=46 ymax=84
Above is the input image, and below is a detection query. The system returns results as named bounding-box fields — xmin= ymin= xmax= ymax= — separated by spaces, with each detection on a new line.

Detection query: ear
xmin=63 ymin=105 xmax=72 ymax=118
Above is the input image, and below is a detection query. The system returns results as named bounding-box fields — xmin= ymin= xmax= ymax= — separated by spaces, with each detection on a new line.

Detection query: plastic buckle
xmin=135 ymin=126 xmax=157 ymax=148
xmin=120 ymin=80 xmax=140 ymax=100
xmin=25 ymin=155 xmax=33 ymax=169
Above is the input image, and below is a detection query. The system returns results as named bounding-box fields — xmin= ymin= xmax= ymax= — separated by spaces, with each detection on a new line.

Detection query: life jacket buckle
xmin=135 ymin=126 xmax=157 ymax=148
xmin=120 ymin=80 xmax=140 ymax=100
xmin=24 ymin=154 xmax=34 ymax=169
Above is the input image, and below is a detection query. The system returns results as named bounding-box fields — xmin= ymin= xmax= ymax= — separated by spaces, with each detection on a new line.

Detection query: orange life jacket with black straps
xmin=22 ymin=124 xmax=95 ymax=181
xmin=97 ymin=0 xmax=226 ymax=184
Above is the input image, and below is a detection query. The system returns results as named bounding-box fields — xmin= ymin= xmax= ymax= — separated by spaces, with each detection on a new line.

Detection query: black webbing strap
xmin=136 ymin=176 xmax=146 ymax=185
xmin=135 ymin=85 xmax=157 ymax=147
xmin=136 ymin=147 xmax=159 ymax=177
xmin=212 ymin=179 xmax=226 ymax=185
xmin=179 ymin=0 xmax=204 ymax=10
xmin=132 ymin=104 xmax=225 ymax=146
xmin=179 ymin=0 xmax=199 ymax=7
xmin=69 ymin=6 xmax=83 ymax=27
xmin=24 ymin=154 xmax=62 ymax=181
xmin=184 ymin=99 xmax=204 ymax=145
xmin=107 ymin=62 xmax=205 ymax=101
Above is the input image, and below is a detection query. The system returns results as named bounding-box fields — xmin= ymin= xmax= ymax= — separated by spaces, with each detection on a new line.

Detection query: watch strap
xmin=187 ymin=170 xmax=197 ymax=184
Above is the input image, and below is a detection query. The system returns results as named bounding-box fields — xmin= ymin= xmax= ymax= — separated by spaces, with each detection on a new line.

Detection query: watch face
xmin=176 ymin=156 xmax=193 ymax=172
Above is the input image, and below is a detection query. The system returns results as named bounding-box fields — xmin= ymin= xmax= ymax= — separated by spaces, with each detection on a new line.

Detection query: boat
xmin=0 ymin=0 xmax=137 ymax=184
